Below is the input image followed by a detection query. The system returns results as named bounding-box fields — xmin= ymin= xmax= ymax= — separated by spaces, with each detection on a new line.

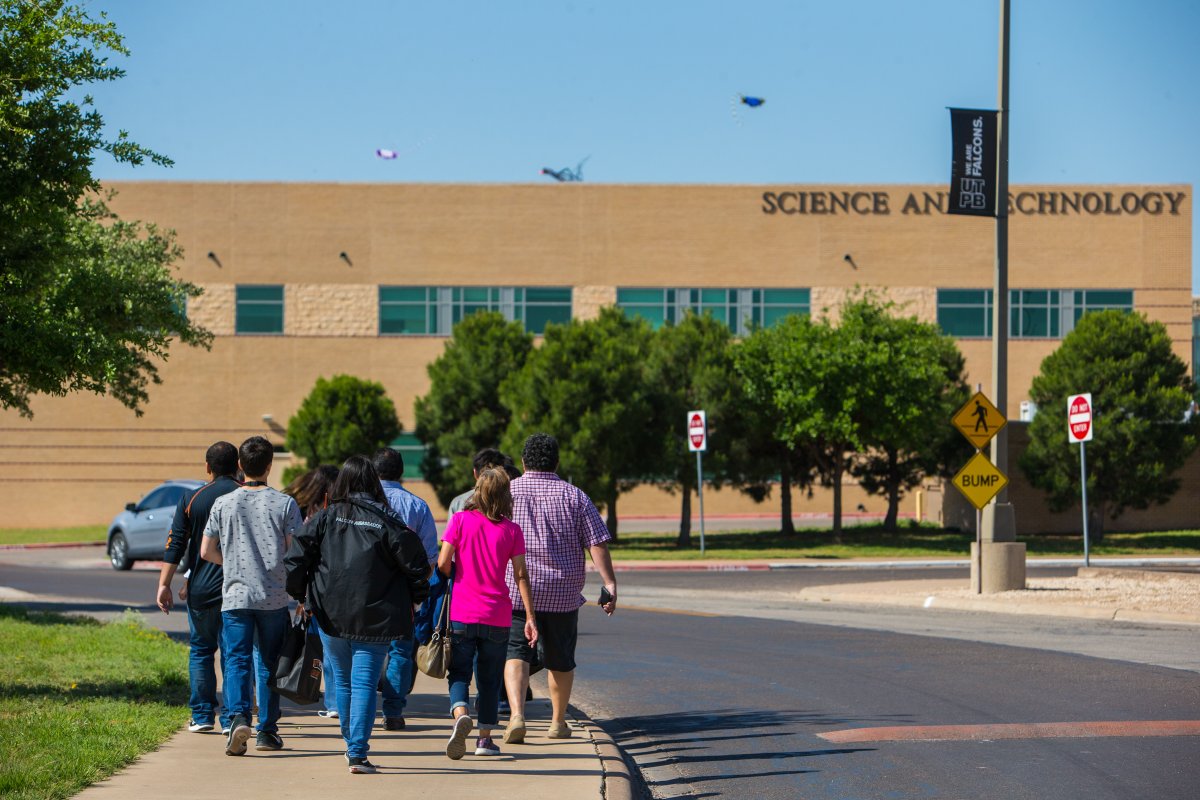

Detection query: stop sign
xmin=1068 ymin=393 xmax=1093 ymax=443
xmin=687 ymin=410 xmax=707 ymax=452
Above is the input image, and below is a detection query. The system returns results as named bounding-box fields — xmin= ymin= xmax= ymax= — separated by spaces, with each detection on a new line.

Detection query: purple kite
xmin=376 ymin=149 xmax=399 ymax=160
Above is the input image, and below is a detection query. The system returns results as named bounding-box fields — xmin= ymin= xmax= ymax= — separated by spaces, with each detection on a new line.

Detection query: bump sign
xmin=1068 ymin=393 xmax=1093 ymax=443
xmin=687 ymin=410 xmax=707 ymax=452
xmin=952 ymin=451 xmax=1009 ymax=510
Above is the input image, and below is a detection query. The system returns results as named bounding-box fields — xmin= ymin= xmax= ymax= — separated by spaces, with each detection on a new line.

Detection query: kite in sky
xmin=731 ymin=94 xmax=766 ymax=126
xmin=375 ymin=136 xmax=432 ymax=161
xmin=540 ymin=156 xmax=589 ymax=182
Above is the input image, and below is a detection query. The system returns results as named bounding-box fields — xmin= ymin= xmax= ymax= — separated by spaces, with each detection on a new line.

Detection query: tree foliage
xmin=842 ymin=297 xmax=972 ymax=530
xmin=733 ymin=323 xmax=817 ymax=535
xmin=1019 ymin=310 xmax=1198 ymax=538
xmin=645 ymin=313 xmax=753 ymax=544
xmin=413 ymin=312 xmax=533 ymax=508
xmin=501 ymin=307 xmax=655 ymax=537
xmin=285 ymin=375 xmax=401 ymax=482
xmin=1 ymin=1 xmax=209 ymax=416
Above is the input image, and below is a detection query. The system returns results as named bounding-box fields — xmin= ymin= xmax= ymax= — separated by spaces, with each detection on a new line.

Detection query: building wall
xmin=0 ymin=183 xmax=1191 ymax=529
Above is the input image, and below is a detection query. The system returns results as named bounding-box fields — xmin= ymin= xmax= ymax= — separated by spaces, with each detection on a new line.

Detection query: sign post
xmin=687 ymin=411 xmax=708 ymax=555
xmin=951 ymin=389 xmax=1008 ymax=593
xmin=1068 ymin=393 xmax=1094 ymax=566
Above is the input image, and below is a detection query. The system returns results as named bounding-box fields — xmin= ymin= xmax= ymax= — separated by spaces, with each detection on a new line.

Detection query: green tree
xmin=413 ymin=312 xmax=533 ymax=508
xmin=841 ymin=296 xmax=972 ymax=531
xmin=285 ymin=375 xmax=401 ymax=483
xmin=1 ymin=1 xmax=209 ymax=417
xmin=645 ymin=312 xmax=759 ymax=545
xmin=732 ymin=323 xmax=817 ymax=536
xmin=1019 ymin=310 xmax=1198 ymax=539
xmin=501 ymin=307 xmax=655 ymax=538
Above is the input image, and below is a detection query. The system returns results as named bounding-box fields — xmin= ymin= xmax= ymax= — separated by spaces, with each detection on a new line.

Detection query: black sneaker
xmin=384 ymin=716 xmax=405 ymax=731
xmin=347 ymin=757 xmax=377 ymax=774
xmin=255 ymin=731 xmax=284 ymax=751
xmin=225 ymin=715 xmax=252 ymax=756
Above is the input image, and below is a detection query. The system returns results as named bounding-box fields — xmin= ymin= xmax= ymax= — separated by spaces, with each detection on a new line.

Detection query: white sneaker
xmin=317 ymin=709 xmax=339 ymax=719
xmin=446 ymin=715 xmax=473 ymax=760
xmin=187 ymin=719 xmax=214 ymax=733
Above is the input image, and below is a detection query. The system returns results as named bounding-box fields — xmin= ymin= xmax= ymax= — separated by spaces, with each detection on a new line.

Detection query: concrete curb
xmin=798 ymin=588 xmax=1200 ymax=627
xmin=567 ymin=704 xmax=638 ymax=800
xmin=0 ymin=540 xmax=105 ymax=551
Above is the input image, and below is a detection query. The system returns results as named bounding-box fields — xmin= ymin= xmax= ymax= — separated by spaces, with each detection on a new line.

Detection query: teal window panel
xmin=389 ymin=433 xmax=427 ymax=481
xmin=624 ymin=305 xmax=667 ymax=329
xmin=235 ymin=285 xmax=284 ymax=334
xmin=762 ymin=288 xmax=810 ymax=305
xmin=379 ymin=287 xmax=428 ymax=303
xmin=524 ymin=303 xmax=572 ymax=334
xmin=762 ymin=306 xmax=799 ymax=328
xmin=1083 ymin=290 xmax=1133 ymax=308
xmin=380 ymin=303 xmax=429 ymax=334
xmin=617 ymin=288 xmax=664 ymax=304
xmin=525 ymin=287 xmax=571 ymax=303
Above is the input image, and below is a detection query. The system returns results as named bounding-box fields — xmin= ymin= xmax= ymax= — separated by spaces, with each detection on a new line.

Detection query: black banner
xmin=948 ymin=108 xmax=999 ymax=217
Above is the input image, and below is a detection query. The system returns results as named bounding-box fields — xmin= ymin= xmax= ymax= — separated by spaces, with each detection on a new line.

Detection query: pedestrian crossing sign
xmin=952 ymin=391 xmax=1006 ymax=450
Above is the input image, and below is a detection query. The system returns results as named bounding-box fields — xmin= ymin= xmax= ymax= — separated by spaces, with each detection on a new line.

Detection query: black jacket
xmin=165 ymin=475 xmax=241 ymax=610
xmin=284 ymin=498 xmax=430 ymax=643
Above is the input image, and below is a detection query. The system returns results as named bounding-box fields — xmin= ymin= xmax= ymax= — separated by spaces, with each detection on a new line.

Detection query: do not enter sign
xmin=1068 ymin=393 xmax=1093 ymax=443
xmin=687 ymin=410 xmax=707 ymax=452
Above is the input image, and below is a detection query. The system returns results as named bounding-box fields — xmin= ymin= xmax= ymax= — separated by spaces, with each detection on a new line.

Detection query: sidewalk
xmin=74 ymin=671 xmax=632 ymax=800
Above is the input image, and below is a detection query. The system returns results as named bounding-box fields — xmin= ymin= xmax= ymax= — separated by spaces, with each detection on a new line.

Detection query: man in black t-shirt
xmin=156 ymin=441 xmax=240 ymax=733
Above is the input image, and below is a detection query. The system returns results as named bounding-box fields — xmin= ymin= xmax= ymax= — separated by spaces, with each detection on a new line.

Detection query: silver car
xmin=107 ymin=479 xmax=204 ymax=571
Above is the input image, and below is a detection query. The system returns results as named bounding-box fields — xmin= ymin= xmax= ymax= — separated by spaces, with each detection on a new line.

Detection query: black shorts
xmin=509 ymin=609 xmax=578 ymax=673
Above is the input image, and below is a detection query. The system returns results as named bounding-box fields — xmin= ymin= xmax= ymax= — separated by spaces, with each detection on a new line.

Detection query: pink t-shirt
xmin=443 ymin=510 xmax=526 ymax=628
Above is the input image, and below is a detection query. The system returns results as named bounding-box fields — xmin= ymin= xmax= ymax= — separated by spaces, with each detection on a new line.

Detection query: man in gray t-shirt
xmin=200 ymin=436 xmax=302 ymax=756
xmin=447 ymin=448 xmax=520 ymax=517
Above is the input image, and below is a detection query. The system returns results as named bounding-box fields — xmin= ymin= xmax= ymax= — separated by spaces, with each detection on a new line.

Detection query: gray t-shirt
xmin=202 ymin=487 xmax=302 ymax=611
xmin=447 ymin=489 xmax=474 ymax=518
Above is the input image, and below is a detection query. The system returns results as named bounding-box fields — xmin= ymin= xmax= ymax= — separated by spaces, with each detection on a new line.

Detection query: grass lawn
xmin=0 ymin=605 xmax=188 ymax=800
xmin=608 ymin=523 xmax=1200 ymax=560
xmin=0 ymin=525 xmax=106 ymax=546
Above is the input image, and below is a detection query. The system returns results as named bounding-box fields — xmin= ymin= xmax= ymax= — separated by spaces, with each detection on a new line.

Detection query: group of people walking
xmin=156 ymin=432 xmax=619 ymax=774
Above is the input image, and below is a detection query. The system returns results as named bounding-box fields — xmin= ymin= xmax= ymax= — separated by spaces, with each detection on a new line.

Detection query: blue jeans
xmin=319 ymin=627 xmax=388 ymax=759
xmin=322 ymin=647 xmax=338 ymax=714
xmin=380 ymin=637 xmax=415 ymax=719
xmin=187 ymin=605 xmax=229 ymax=728
xmin=221 ymin=608 xmax=289 ymax=733
xmin=447 ymin=621 xmax=508 ymax=728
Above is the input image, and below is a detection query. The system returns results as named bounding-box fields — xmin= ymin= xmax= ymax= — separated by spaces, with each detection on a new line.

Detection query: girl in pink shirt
xmin=437 ymin=467 xmax=537 ymax=759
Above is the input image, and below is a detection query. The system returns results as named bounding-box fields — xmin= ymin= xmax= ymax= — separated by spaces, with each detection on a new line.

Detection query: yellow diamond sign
xmin=952 ymin=391 xmax=1007 ymax=450
xmin=952 ymin=451 xmax=1009 ymax=510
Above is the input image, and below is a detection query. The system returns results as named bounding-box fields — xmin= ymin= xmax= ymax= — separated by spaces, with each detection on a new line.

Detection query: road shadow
xmin=598 ymin=708 xmax=886 ymax=797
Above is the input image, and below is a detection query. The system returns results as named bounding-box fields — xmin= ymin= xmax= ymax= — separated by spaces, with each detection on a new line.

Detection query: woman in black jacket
xmin=285 ymin=456 xmax=430 ymax=774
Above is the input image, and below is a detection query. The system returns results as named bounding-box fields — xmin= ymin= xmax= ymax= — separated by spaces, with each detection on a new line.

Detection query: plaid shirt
xmin=506 ymin=471 xmax=612 ymax=613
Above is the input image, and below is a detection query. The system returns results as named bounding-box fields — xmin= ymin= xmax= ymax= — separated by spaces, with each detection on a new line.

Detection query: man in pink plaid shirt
xmin=502 ymin=433 xmax=618 ymax=743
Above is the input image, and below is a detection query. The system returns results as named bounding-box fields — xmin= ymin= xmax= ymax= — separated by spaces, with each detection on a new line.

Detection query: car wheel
xmin=109 ymin=532 xmax=133 ymax=571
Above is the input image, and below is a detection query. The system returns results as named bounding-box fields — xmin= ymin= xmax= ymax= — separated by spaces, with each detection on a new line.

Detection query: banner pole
xmin=696 ymin=451 xmax=706 ymax=556
xmin=1080 ymin=441 xmax=1090 ymax=568
xmin=984 ymin=0 xmax=1014 ymax=544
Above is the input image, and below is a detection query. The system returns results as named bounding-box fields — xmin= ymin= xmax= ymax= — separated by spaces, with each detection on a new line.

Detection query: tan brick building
xmin=0 ymin=183 xmax=1193 ymax=532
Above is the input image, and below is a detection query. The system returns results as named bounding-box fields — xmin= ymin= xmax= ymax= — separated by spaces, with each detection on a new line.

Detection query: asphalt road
xmin=4 ymin=551 xmax=1199 ymax=798
xmin=569 ymin=573 xmax=1200 ymax=799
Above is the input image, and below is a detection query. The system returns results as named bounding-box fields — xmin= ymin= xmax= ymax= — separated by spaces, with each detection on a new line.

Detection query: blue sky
xmin=88 ymin=0 xmax=1200 ymax=287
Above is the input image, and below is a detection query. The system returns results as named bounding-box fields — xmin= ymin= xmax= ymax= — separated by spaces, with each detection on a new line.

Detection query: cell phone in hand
xmin=598 ymin=586 xmax=613 ymax=606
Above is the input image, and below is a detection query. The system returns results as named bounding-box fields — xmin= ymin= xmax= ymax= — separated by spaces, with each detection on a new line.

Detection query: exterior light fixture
xmin=339 ymin=251 xmax=353 ymax=266
xmin=207 ymin=251 xmax=223 ymax=267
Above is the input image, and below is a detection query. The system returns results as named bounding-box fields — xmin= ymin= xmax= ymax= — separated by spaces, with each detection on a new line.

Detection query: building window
xmin=235 ymin=285 xmax=284 ymax=334
xmin=390 ymin=433 xmax=427 ymax=481
xmin=616 ymin=288 xmax=810 ymax=333
xmin=379 ymin=286 xmax=572 ymax=335
xmin=937 ymin=289 xmax=994 ymax=338
xmin=938 ymin=289 xmax=1134 ymax=339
